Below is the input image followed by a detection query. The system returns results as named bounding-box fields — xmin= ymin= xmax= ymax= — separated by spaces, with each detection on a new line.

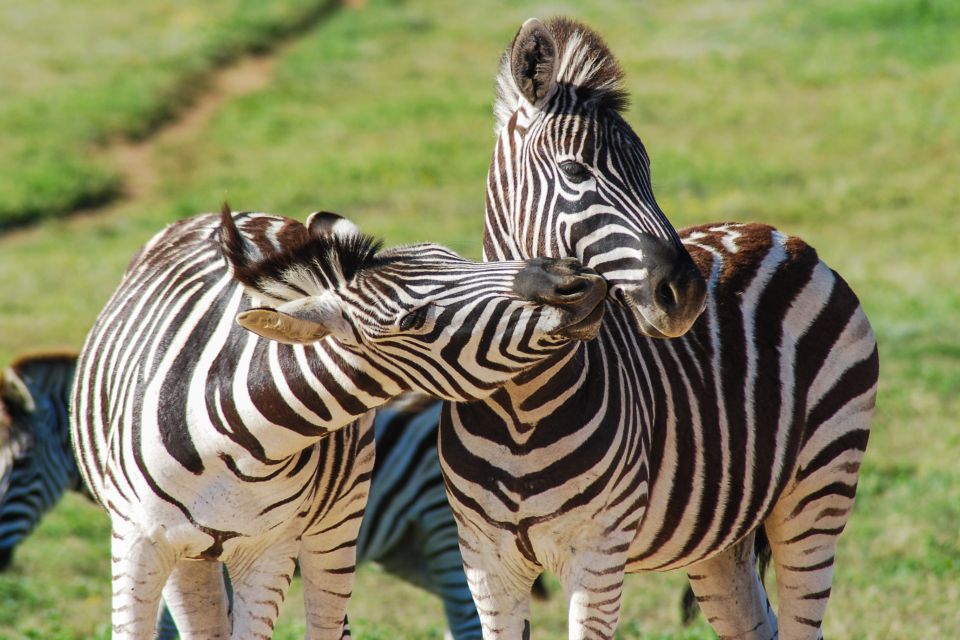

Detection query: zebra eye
xmin=397 ymin=305 xmax=432 ymax=332
xmin=559 ymin=160 xmax=592 ymax=184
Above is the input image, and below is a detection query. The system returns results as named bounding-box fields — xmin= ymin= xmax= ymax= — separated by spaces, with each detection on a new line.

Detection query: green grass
xmin=0 ymin=0 xmax=338 ymax=228
xmin=0 ymin=0 xmax=958 ymax=637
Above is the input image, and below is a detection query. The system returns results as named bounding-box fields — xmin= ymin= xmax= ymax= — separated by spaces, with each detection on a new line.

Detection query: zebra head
xmin=487 ymin=17 xmax=707 ymax=339
xmin=219 ymin=208 xmax=607 ymax=401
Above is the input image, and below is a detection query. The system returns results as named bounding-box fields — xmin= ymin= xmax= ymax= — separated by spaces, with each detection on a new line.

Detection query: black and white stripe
xmin=440 ymin=18 xmax=879 ymax=640
xmin=0 ymin=356 xmax=511 ymax=639
xmin=70 ymin=205 xmax=605 ymax=639
xmin=0 ymin=354 xmax=80 ymax=570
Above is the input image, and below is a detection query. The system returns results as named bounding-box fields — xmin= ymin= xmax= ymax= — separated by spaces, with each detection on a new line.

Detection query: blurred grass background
xmin=0 ymin=0 xmax=957 ymax=637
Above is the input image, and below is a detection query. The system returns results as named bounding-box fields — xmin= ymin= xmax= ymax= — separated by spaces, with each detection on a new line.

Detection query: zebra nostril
xmin=554 ymin=278 xmax=590 ymax=299
xmin=657 ymin=280 xmax=677 ymax=310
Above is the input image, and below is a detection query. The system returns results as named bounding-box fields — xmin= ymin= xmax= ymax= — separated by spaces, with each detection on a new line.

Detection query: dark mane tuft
xmin=546 ymin=17 xmax=628 ymax=113
xmin=495 ymin=17 xmax=629 ymax=131
xmin=218 ymin=206 xmax=384 ymax=300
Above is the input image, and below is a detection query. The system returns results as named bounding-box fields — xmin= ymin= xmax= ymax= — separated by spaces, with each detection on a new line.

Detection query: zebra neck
xmin=223 ymin=338 xmax=396 ymax=462
xmin=450 ymin=341 xmax=604 ymax=447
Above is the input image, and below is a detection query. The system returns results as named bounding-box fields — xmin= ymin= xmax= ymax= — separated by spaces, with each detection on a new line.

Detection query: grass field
xmin=0 ymin=0 xmax=957 ymax=637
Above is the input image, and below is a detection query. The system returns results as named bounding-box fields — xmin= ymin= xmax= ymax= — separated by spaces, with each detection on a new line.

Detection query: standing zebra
xmin=0 ymin=356 xmax=532 ymax=639
xmin=71 ymin=205 xmax=606 ymax=639
xmin=439 ymin=18 xmax=879 ymax=639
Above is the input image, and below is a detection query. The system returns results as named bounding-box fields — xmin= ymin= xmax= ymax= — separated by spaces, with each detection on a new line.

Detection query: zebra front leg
xmin=111 ymin=526 xmax=176 ymax=639
xmin=457 ymin=531 xmax=540 ymax=640
xmin=226 ymin=542 xmax=299 ymax=640
xmin=160 ymin=559 xmax=230 ymax=639
xmin=299 ymin=530 xmax=361 ymax=639
xmin=560 ymin=545 xmax=630 ymax=640
xmin=685 ymin=531 xmax=778 ymax=640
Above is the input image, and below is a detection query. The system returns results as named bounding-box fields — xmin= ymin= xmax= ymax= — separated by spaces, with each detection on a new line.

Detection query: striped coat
xmin=440 ymin=18 xmax=878 ymax=640
xmin=71 ymin=207 xmax=606 ymax=639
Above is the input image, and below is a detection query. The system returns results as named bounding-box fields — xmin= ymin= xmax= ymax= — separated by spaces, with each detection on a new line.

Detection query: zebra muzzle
xmin=513 ymin=257 xmax=608 ymax=340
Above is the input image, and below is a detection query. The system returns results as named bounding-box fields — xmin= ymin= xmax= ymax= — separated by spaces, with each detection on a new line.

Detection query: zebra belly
xmin=100 ymin=453 xmax=324 ymax=557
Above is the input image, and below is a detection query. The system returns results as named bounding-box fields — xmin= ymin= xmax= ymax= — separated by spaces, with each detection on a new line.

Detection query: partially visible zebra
xmin=0 ymin=356 xmax=538 ymax=639
xmin=71 ymin=205 xmax=605 ymax=639
xmin=0 ymin=353 xmax=79 ymax=570
xmin=439 ymin=17 xmax=879 ymax=639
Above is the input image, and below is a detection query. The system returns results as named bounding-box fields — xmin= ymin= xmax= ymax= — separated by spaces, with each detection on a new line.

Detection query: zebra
xmin=439 ymin=17 xmax=879 ymax=639
xmin=70 ymin=204 xmax=606 ymax=639
xmin=0 ymin=354 xmax=80 ymax=571
xmin=0 ymin=357 xmax=526 ymax=639
xmin=155 ymin=395 xmax=545 ymax=640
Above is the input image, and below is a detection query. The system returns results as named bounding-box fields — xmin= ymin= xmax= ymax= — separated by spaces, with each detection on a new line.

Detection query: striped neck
xmin=210 ymin=335 xmax=400 ymax=464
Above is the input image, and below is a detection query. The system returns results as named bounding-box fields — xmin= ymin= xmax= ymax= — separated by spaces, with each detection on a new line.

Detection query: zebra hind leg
xmin=764 ymin=452 xmax=867 ymax=639
xmin=110 ymin=526 xmax=176 ymax=639
xmin=160 ymin=559 xmax=230 ymax=639
xmin=685 ymin=531 xmax=778 ymax=640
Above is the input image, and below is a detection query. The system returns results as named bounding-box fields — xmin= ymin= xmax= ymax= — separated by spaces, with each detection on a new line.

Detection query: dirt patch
xmin=108 ymin=54 xmax=279 ymax=202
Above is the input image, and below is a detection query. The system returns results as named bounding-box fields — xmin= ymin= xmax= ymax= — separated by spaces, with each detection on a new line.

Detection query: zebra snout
xmin=616 ymin=256 xmax=706 ymax=339
xmin=514 ymin=257 xmax=608 ymax=340
xmin=514 ymin=257 xmax=606 ymax=306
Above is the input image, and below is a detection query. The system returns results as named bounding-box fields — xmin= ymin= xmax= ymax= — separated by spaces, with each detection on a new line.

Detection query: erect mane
xmin=218 ymin=204 xmax=384 ymax=304
xmin=494 ymin=17 xmax=628 ymax=134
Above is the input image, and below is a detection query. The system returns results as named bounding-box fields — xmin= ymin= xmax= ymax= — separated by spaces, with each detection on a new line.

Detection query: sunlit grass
xmin=0 ymin=0 xmax=957 ymax=637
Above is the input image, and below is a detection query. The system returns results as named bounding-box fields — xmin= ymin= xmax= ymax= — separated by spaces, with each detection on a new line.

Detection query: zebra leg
xmin=110 ymin=526 xmax=176 ymax=639
xmin=764 ymin=473 xmax=861 ymax=638
xmin=457 ymin=530 xmax=540 ymax=640
xmin=418 ymin=510 xmax=483 ymax=640
xmin=160 ymin=559 xmax=230 ymax=639
xmin=299 ymin=532 xmax=360 ymax=640
xmin=226 ymin=542 xmax=299 ymax=640
xmin=685 ymin=531 xmax=778 ymax=640
xmin=560 ymin=548 xmax=629 ymax=640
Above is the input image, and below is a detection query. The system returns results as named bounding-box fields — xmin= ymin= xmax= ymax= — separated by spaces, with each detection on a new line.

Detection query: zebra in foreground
xmin=157 ymin=396 xmax=546 ymax=640
xmin=0 ymin=356 xmax=537 ymax=639
xmin=439 ymin=17 xmax=879 ymax=639
xmin=71 ymin=205 xmax=605 ymax=639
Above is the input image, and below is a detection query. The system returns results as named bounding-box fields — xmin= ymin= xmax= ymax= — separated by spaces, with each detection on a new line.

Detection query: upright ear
xmin=235 ymin=292 xmax=354 ymax=345
xmin=510 ymin=18 xmax=558 ymax=108
xmin=0 ymin=367 xmax=35 ymax=413
xmin=0 ymin=366 xmax=34 ymax=431
xmin=306 ymin=211 xmax=362 ymax=239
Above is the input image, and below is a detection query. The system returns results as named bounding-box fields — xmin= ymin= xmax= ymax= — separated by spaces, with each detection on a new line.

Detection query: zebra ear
xmin=236 ymin=293 xmax=353 ymax=345
xmin=306 ymin=211 xmax=362 ymax=239
xmin=510 ymin=18 xmax=558 ymax=108
xmin=0 ymin=367 xmax=35 ymax=413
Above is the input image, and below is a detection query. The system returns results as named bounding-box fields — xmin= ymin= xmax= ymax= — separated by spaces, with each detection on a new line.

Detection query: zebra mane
xmin=218 ymin=204 xmax=384 ymax=305
xmin=494 ymin=17 xmax=628 ymax=134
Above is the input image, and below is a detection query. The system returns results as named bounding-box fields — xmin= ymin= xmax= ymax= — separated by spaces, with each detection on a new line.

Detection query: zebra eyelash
xmin=558 ymin=159 xmax=592 ymax=184
xmin=397 ymin=305 xmax=434 ymax=332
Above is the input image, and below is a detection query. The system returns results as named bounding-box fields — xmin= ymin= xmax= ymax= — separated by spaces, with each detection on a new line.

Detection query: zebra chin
xmin=551 ymin=294 xmax=606 ymax=341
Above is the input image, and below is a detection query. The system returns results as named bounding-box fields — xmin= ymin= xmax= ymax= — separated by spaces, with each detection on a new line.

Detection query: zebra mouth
xmin=614 ymin=288 xmax=670 ymax=339
xmin=557 ymin=297 xmax=606 ymax=340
